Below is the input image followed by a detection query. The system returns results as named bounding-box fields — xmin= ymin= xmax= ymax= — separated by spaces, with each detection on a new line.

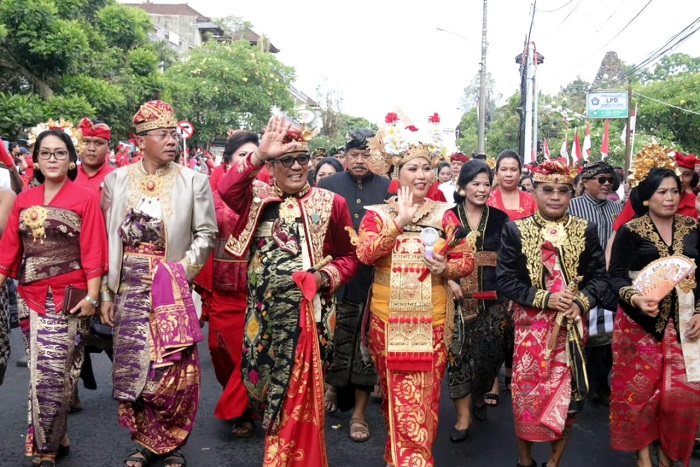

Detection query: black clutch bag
xmin=63 ymin=285 xmax=88 ymax=314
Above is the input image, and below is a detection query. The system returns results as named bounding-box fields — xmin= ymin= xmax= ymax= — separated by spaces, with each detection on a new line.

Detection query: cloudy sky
xmin=141 ymin=0 xmax=699 ymax=130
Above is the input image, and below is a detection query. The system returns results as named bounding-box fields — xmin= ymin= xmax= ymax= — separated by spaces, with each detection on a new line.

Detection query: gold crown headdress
xmin=366 ymin=110 xmax=444 ymax=176
xmin=628 ymin=143 xmax=677 ymax=188
xmin=531 ymin=158 xmax=577 ymax=185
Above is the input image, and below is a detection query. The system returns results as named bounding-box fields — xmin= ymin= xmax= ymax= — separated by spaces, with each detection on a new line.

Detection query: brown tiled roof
xmin=123 ymin=2 xmax=211 ymax=22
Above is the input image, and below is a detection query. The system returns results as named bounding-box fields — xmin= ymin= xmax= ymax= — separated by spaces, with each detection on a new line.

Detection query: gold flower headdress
xmin=366 ymin=110 xmax=444 ymax=177
xmin=628 ymin=143 xmax=677 ymax=188
xmin=26 ymin=119 xmax=80 ymax=147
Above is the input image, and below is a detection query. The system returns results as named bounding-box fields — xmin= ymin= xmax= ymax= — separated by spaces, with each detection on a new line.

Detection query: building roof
xmin=122 ymin=2 xmax=211 ymax=22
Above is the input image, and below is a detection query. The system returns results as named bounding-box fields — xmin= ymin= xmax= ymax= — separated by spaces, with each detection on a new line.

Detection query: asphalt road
xmin=1 ymin=327 xmax=698 ymax=467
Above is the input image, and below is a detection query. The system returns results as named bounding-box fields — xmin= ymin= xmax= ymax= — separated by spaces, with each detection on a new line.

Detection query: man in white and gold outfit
xmin=100 ymin=100 xmax=216 ymax=467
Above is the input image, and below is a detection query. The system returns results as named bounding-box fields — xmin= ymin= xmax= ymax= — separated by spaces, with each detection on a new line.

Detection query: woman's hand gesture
xmin=394 ymin=186 xmax=418 ymax=229
xmin=630 ymin=294 xmax=659 ymax=317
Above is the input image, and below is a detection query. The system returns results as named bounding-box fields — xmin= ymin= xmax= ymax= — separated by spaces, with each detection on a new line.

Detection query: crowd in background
xmin=0 ymin=108 xmax=699 ymax=467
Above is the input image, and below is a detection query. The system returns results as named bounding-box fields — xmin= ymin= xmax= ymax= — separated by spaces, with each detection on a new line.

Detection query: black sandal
xmin=38 ymin=461 xmax=55 ymax=467
xmin=123 ymin=448 xmax=159 ymax=467
xmin=57 ymin=443 xmax=70 ymax=459
xmin=162 ymin=451 xmax=186 ymax=467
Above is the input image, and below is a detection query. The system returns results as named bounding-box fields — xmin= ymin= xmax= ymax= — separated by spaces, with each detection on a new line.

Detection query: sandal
xmin=231 ymin=418 xmax=254 ymax=438
xmin=324 ymin=385 xmax=338 ymax=413
xmin=473 ymin=403 xmax=487 ymax=421
xmin=124 ymin=448 xmax=159 ymax=467
xmin=162 ymin=451 xmax=186 ymax=467
xmin=484 ymin=392 xmax=499 ymax=406
xmin=349 ymin=417 xmax=370 ymax=442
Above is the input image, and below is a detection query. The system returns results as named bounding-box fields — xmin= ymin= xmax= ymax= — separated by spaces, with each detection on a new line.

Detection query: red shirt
xmin=613 ymin=192 xmax=698 ymax=231
xmin=74 ymin=162 xmax=115 ymax=195
xmin=487 ymin=189 xmax=537 ymax=221
xmin=0 ymin=181 xmax=108 ymax=314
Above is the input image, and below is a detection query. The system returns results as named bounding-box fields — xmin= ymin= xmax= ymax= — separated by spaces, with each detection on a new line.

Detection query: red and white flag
xmin=582 ymin=123 xmax=591 ymax=160
xmin=621 ymin=105 xmax=637 ymax=142
xmin=600 ymin=119 xmax=610 ymax=159
xmin=543 ymin=138 xmax=551 ymax=160
xmin=560 ymin=132 xmax=569 ymax=160
xmin=571 ymin=128 xmax=582 ymax=161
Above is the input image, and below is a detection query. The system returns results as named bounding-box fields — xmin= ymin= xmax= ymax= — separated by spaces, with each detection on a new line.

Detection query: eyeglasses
xmin=595 ymin=176 xmax=616 ymax=185
xmin=536 ymin=186 xmax=572 ymax=196
xmin=270 ymin=154 xmax=310 ymax=168
xmin=143 ymin=131 xmax=179 ymax=141
xmin=37 ymin=150 xmax=70 ymax=161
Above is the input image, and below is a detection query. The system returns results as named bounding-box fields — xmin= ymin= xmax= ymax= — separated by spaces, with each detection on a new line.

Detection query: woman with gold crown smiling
xmin=0 ymin=123 xmax=108 ymax=467
xmin=609 ymin=143 xmax=700 ymax=467
xmin=356 ymin=112 xmax=474 ymax=467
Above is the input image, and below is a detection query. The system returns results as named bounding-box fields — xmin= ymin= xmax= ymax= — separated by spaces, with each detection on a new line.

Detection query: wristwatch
xmin=85 ymin=295 xmax=99 ymax=308
xmin=320 ymin=272 xmax=331 ymax=289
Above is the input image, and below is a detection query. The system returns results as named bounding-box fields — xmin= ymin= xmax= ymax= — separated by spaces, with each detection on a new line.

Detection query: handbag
xmin=63 ymin=285 xmax=87 ymax=314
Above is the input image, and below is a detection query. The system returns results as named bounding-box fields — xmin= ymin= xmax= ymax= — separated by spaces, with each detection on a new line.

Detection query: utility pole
xmin=477 ymin=0 xmax=488 ymax=153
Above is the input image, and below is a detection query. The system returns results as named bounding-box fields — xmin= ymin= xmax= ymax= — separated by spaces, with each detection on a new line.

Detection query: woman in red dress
xmin=485 ymin=150 xmax=536 ymax=403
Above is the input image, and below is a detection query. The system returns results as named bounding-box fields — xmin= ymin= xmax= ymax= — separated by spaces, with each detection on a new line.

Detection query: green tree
xmin=163 ymin=40 xmax=295 ymax=145
xmin=0 ymin=0 xmax=169 ymax=140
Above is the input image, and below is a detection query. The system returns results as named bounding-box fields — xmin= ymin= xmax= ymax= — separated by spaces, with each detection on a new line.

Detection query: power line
xmin=569 ymin=0 xmax=655 ymax=72
xmin=635 ymin=92 xmax=700 ymax=117
xmin=537 ymin=0 xmax=575 ymax=13
xmin=609 ymin=17 xmax=700 ymax=84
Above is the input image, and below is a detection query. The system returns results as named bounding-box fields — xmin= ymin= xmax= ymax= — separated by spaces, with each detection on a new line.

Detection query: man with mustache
xmin=317 ymin=128 xmax=391 ymax=442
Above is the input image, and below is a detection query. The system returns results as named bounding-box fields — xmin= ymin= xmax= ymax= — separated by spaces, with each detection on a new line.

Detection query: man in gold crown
xmin=496 ymin=159 xmax=609 ymax=467
xmin=100 ymin=100 xmax=216 ymax=467
xmin=218 ymin=116 xmax=359 ymax=466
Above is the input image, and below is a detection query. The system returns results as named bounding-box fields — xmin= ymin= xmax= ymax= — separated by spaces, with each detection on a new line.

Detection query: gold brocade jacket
xmin=101 ymin=161 xmax=217 ymax=293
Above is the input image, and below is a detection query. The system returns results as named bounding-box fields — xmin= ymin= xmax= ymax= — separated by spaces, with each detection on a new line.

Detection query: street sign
xmin=176 ymin=120 xmax=195 ymax=140
xmin=586 ymin=91 xmax=628 ymax=119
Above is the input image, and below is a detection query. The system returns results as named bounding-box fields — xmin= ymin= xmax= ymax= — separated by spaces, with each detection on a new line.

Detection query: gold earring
xmin=642 ymin=200 xmax=649 ymax=207
xmin=69 ymin=162 xmax=76 ymax=170
xmin=458 ymin=189 xmax=465 ymax=196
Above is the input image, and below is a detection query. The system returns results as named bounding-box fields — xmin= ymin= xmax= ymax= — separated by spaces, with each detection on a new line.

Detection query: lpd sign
xmin=586 ymin=91 xmax=628 ymax=119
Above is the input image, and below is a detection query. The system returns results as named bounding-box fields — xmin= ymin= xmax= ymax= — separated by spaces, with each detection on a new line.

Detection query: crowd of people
xmin=0 ymin=102 xmax=699 ymax=467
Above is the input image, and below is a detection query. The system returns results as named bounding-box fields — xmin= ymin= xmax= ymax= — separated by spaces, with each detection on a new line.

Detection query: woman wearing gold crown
xmin=0 ymin=125 xmax=108 ymax=467
xmin=609 ymin=144 xmax=700 ymax=467
xmin=356 ymin=112 xmax=474 ymax=466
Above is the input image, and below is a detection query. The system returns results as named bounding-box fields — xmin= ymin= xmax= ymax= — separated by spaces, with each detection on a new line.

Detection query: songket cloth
xmin=610 ymin=313 xmax=700 ymax=466
xmin=0 ymin=281 xmax=10 ymax=385
xmin=357 ymin=199 xmax=474 ymax=467
xmin=608 ymin=214 xmax=700 ymax=466
xmin=242 ymin=223 xmax=331 ymax=467
xmin=448 ymin=204 xmax=511 ymax=400
xmin=511 ymin=243 xmax=581 ymax=442
xmin=23 ymin=292 xmax=88 ymax=457
xmin=113 ymin=212 xmax=200 ymax=455
xmin=370 ymin=315 xmax=447 ymax=467
xmin=497 ymin=213 xmax=608 ymax=443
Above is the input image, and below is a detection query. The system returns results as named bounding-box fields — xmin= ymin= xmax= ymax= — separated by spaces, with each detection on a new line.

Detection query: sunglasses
xmin=270 ymin=154 xmax=310 ymax=168
xmin=595 ymin=176 xmax=616 ymax=184
xmin=536 ymin=186 xmax=572 ymax=196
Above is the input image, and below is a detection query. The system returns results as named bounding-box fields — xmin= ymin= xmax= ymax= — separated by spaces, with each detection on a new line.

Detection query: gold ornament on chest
xmin=140 ymin=175 xmax=165 ymax=199
xmin=22 ymin=206 xmax=48 ymax=242
xmin=280 ymin=197 xmax=302 ymax=225
xmin=541 ymin=222 xmax=567 ymax=248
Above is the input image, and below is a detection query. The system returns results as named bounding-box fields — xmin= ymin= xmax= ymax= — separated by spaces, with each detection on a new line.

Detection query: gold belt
xmin=475 ymin=251 xmax=497 ymax=268
xmin=374 ymin=269 xmax=443 ymax=287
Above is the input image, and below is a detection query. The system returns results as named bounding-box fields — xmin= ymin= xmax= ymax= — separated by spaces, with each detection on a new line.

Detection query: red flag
xmin=600 ymin=119 xmax=610 ymax=159
xmin=543 ymin=138 xmax=551 ymax=160
xmin=582 ymin=123 xmax=591 ymax=160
